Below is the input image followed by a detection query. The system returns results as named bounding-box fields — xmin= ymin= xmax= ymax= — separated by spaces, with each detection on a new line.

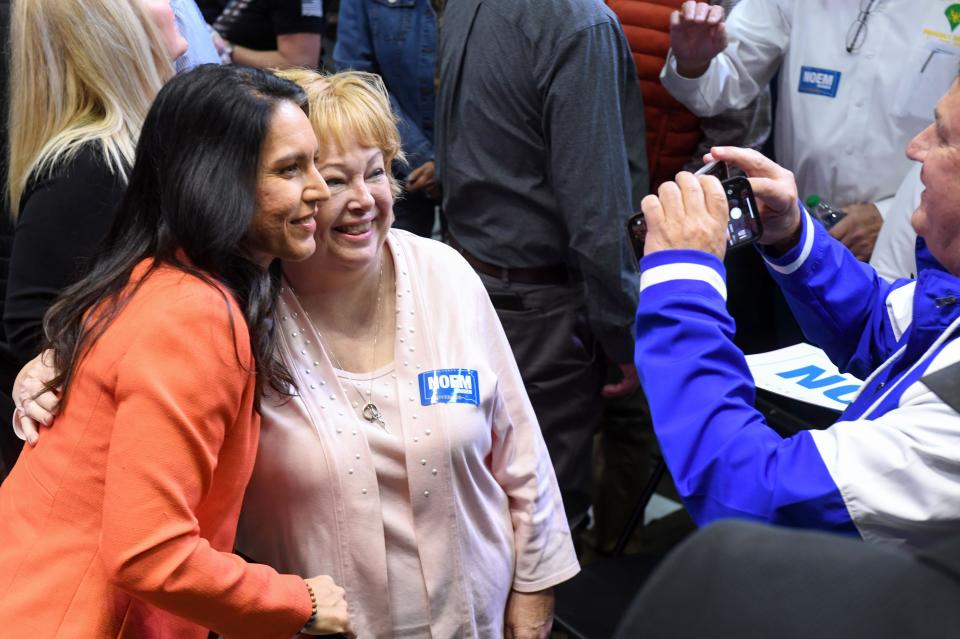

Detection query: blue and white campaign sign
xmin=418 ymin=369 xmax=480 ymax=406
xmin=745 ymin=343 xmax=863 ymax=412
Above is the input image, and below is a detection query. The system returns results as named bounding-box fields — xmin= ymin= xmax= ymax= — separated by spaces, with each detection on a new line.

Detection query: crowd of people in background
xmin=2 ymin=0 xmax=960 ymax=637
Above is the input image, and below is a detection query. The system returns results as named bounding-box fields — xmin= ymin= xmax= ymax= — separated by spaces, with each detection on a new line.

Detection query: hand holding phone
xmin=701 ymin=146 xmax=803 ymax=248
xmin=626 ymin=170 xmax=762 ymax=261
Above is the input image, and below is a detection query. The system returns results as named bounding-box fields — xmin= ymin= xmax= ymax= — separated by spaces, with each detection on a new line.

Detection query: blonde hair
xmin=6 ymin=0 xmax=174 ymax=218
xmin=276 ymin=68 xmax=405 ymax=195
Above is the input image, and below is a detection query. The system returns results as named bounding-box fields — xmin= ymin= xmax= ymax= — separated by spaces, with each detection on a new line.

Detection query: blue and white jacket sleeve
xmin=635 ymin=249 xmax=858 ymax=534
xmin=763 ymin=209 xmax=915 ymax=379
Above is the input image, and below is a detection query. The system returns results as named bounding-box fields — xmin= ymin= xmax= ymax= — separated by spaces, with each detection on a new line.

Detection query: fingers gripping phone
xmin=626 ymin=172 xmax=763 ymax=261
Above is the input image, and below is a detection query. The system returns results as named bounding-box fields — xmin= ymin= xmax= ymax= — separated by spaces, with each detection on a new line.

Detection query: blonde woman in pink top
xmin=233 ymin=70 xmax=579 ymax=638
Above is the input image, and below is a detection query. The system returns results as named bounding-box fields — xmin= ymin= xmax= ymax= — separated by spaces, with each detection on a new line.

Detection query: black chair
xmin=553 ymin=457 xmax=668 ymax=639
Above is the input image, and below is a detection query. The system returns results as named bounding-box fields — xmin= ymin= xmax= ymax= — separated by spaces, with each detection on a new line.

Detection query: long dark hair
xmin=43 ymin=64 xmax=307 ymax=405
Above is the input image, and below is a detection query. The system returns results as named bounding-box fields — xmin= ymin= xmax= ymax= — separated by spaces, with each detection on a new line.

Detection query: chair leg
xmin=612 ymin=458 xmax=667 ymax=557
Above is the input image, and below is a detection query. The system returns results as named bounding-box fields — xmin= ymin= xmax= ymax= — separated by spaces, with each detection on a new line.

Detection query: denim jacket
xmin=333 ymin=0 xmax=437 ymax=174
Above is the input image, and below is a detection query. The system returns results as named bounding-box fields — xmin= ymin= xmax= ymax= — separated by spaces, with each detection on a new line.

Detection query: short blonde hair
xmin=7 ymin=0 xmax=173 ymax=217
xmin=277 ymin=69 xmax=405 ymax=194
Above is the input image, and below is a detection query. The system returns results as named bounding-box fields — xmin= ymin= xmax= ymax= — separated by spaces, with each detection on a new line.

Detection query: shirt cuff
xmin=639 ymin=249 xmax=727 ymax=301
xmin=661 ymin=51 xmax=710 ymax=84
xmin=760 ymin=205 xmax=816 ymax=275
xmin=512 ymin=560 xmax=581 ymax=593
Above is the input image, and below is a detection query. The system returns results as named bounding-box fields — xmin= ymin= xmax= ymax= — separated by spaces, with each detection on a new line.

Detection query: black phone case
xmin=625 ymin=175 xmax=763 ymax=261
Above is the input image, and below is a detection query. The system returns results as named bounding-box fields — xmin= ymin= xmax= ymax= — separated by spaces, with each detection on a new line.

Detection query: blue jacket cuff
xmin=760 ymin=203 xmax=816 ymax=274
xmin=640 ymin=248 xmax=725 ymax=274
xmin=639 ymin=250 xmax=727 ymax=301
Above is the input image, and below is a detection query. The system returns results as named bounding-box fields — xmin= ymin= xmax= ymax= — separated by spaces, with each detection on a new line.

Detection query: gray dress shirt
xmin=435 ymin=0 xmax=647 ymax=363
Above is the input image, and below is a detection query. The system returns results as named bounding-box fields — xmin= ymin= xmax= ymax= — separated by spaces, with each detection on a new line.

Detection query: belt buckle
xmin=498 ymin=266 xmax=510 ymax=284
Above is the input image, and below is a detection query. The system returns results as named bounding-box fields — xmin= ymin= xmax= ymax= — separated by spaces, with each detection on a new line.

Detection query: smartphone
xmin=723 ymin=176 xmax=762 ymax=250
xmin=626 ymin=175 xmax=763 ymax=261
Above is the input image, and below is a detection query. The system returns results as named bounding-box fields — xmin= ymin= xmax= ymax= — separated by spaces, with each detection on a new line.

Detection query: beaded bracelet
xmin=302 ymin=581 xmax=318 ymax=633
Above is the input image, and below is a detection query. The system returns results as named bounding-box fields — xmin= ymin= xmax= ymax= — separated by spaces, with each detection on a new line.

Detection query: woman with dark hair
xmin=0 ymin=64 xmax=350 ymax=638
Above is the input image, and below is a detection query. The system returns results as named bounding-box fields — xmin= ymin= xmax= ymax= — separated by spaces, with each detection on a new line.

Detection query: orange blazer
xmin=0 ymin=262 xmax=311 ymax=638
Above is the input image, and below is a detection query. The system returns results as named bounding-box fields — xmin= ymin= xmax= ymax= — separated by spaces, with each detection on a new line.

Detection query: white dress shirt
xmin=661 ymin=0 xmax=960 ymax=213
xmin=870 ymin=162 xmax=922 ymax=281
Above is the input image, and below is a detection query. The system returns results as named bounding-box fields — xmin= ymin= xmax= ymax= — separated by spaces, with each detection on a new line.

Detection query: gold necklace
xmin=298 ymin=258 xmax=388 ymax=432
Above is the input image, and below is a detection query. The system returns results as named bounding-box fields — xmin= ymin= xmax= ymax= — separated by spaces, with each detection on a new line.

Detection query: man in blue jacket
xmin=635 ymin=77 xmax=960 ymax=549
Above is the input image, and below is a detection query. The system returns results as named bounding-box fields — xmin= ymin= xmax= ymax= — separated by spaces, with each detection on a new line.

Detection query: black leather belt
xmin=447 ymin=235 xmax=569 ymax=285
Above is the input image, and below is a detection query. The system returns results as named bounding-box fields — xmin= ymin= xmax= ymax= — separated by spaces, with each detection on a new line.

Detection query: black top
xmin=196 ymin=0 xmax=229 ymax=23
xmin=214 ymin=0 xmax=324 ymax=51
xmin=435 ymin=0 xmax=648 ymax=363
xmin=0 ymin=0 xmax=14 ymax=343
xmin=4 ymin=144 xmax=125 ymax=364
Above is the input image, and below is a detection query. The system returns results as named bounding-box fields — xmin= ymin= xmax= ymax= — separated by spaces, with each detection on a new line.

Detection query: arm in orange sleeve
xmin=99 ymin=281 xmax=311 ymax=639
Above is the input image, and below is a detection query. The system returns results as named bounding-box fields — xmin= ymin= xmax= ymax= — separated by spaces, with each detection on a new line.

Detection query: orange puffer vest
xmin=608 ymin=0 xmax=702 ymax=190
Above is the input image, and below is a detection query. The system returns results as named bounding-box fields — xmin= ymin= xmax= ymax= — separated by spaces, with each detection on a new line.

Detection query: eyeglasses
xmin=846 ymin=0 xmax=878 ymax=53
